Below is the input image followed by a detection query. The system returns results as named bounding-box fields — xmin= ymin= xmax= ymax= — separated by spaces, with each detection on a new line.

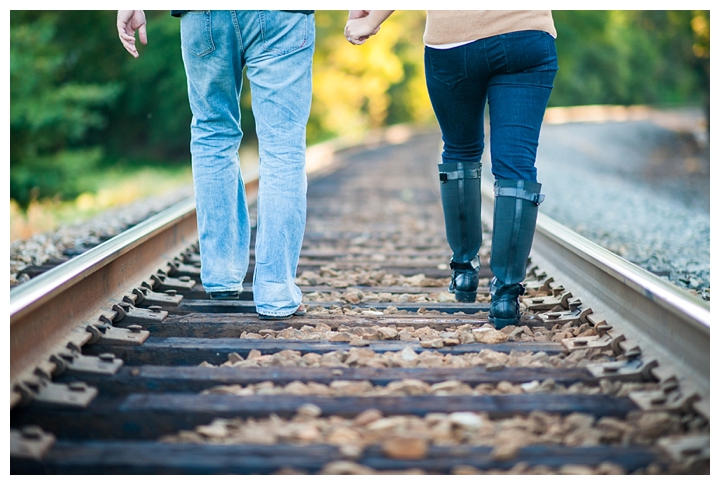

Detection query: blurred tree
xmin=689 ymin=10 xmax=710 ymax=131
xmin=10 ymin=11 xmax=121 ymax=207
xmin=10 ymin=10 xmax=710 ymax=208
xmin=310 ymin=11 xmax=433 ymax=142
xmin=551 ymin=10 xmax=710 ymax=114
xmin=107 ymin=11 xmax=193 ymax=160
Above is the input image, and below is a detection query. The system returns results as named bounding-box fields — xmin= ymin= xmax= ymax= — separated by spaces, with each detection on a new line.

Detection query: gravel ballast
xmin=484 ymin=107 xmax=710 ymax=301
xmin=10 ymin=186 xmax=194 ymax=287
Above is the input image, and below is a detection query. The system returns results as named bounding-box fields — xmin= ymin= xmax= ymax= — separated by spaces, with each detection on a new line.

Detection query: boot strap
xmin=450 ymin=255 xmax=480 ymax=270
xmin=439 ymin=169 xmax=481 ymax=183
xmin=494 ymin=186 xmax=545 ymax=205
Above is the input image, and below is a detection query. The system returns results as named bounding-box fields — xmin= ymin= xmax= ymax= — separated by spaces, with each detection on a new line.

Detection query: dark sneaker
xmin=258 ymin=303 xmax=306 ymax=320
xmin=208 ymin=290 xmax=241 ymax=300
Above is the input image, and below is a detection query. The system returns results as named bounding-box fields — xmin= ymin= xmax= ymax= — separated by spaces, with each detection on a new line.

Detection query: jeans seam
xmin=231 ymin=11 xmax=245 ymax=54
xmin=500 ymin=37 xmax=509 ymax=74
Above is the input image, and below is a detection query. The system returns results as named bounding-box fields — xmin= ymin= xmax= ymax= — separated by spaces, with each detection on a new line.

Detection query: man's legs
xmin=180 ymin=11 xmax=249 ymax=296
xmin=240 ymin=11 xmax=315 ymax=316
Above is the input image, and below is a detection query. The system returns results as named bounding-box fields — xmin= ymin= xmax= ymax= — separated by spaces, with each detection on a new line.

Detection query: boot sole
xmin=489 ymin=315 xmax=519 ymax=329
xmin=454 ymin=290 xmax=477 ymax=303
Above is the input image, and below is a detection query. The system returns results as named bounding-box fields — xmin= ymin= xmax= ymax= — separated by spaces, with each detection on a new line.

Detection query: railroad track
xmin=10 ymin=128 xmax=710 ymax=474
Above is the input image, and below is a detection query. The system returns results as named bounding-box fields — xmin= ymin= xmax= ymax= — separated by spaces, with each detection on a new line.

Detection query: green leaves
xmin=10 ymin=10 xmax=710 ymax=209
xmin=11 ymin=12 xmax=121 ymax=206
xmin=551 ymin=11 xmax=709 ymax=108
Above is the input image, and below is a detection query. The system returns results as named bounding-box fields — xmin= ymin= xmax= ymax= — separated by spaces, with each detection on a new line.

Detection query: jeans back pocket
xmin=425 ymin=45 xmax=469 ymax=86
xmin=259 ymin=11 xmax=313 ymax=56
xmin=180 ymin=11 xmax=215 ymax=58
xmin=503 ymin=31 xmax=557 ymax=73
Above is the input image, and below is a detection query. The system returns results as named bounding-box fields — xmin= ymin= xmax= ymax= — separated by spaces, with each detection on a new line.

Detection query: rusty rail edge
xmin=481 ymin=184 xmax=710 ymax=419
xmin=10 ymin=198 xmax=199 ymax=406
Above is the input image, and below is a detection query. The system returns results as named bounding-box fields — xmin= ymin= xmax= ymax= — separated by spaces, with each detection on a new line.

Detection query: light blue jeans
xmin=180 ymin=10 xmax=314 ymax=316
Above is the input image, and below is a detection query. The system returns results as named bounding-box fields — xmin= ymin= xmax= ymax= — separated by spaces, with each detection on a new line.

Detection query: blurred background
xmin=9 ymin=10 xmax=710 ymax=241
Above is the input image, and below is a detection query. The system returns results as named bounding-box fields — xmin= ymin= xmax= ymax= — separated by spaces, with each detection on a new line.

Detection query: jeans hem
xmin=257 ymin=311 xmax=292 ymax=317
xmin=205 ymin=286 xmax=243 ymax=293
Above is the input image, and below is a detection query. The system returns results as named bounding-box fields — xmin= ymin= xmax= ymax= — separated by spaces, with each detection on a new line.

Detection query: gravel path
xmin=10 ymin=108 xmax=710 ymax=301
xmin=483 ymin=107 xmax=710 ymax=301
xmin=9 ymin=186 xmax=194 ymax=287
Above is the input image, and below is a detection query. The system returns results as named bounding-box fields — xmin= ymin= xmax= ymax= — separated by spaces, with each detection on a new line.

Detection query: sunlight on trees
xmin=10 ymin=10 xmax=710 ymax=211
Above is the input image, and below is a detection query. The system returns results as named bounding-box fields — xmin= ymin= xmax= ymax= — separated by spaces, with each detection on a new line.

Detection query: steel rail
xmin=10 ymin=198 xmax=199 ymax=404
xmin=10 ymin=131 xmax=710 ymax=422
xmin=481 ymin=185 xmax=711 ymax=418
xmin=7 ymin=130 xmax=372 ymax=406
xmin=7 ymin=130 xmax=402 ymax=407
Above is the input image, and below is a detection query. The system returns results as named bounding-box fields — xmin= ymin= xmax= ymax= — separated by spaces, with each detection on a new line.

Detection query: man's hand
xmin=117 ymin=10 xmax=147 ymax=58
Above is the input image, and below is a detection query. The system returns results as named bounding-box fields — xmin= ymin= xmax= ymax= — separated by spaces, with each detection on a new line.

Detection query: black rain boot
xmin=438 ymin=162 xmax=482 ymax=303
xmin=489 ymin=179 xmax=545 ymax=328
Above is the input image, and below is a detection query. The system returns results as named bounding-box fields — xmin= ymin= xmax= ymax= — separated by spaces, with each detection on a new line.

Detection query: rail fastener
xmin=127 ymin=287 xmax=183 ymax=310
xmin=10 ymin=427 xmax=56 ymax=460
xmin=523 ymin=291 xmax=580 ymax=311
xmin=586 ymin=359 xmax=659 ymax=382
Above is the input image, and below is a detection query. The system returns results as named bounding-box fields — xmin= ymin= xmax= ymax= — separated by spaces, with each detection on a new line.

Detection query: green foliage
xmin=551 ymin=10 xmax=710 ymax=108
xmin=310 ymin=10 xmax=432 ymax=142
xmin=10 ymin=148 xmax=106 ymax=207
xmin=10 ymin=12 xmax=121 ymax=206
xmin=108 ymin=11 xmax=193 ymax=159
xmin=10 ymin=10 xmax=711 ymax=209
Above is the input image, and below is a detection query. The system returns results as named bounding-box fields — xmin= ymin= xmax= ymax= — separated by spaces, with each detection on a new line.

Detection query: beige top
xmin=424 ymin=10 xmax=556 ymax=45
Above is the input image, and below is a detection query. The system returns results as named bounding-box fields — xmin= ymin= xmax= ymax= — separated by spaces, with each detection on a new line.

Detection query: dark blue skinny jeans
xmin=425 ymin=30 xmax=558 ymax=182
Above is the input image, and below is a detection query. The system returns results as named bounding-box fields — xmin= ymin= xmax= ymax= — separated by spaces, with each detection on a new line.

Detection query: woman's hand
xmin=344 ymin=17 xmax=380 ymax=45
xmin=344 ymin=10 xmax=395 ymax=45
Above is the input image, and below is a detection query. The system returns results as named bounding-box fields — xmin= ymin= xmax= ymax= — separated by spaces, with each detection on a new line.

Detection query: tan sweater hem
xmin=424 ymin=10 xmax=556 ymax=45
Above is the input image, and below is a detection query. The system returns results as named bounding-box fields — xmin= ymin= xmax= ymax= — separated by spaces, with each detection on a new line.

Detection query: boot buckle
xmin=494 ymin=186 xmax=545 ymax=205
xmin=438 ymin=169 xmax=480 ymax=183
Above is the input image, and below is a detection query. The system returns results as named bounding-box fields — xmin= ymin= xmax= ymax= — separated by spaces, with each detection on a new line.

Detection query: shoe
xmin=258 ymin=303 xmax=306 ymax=320
xmin=208 ymin=290 xmax=241 ymax=300
xmin=448 ymin=258 xmax=480 ymax=303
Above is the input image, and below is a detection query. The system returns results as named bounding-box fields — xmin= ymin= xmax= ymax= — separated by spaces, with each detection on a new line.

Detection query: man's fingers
xmin=118 ymin=31 xmax=135 ymax=43
xmin=137 ymin=24 xmax=148 ymax=45
xmin=122 ymin=45 xmax=139 ymax=58
xmin=117 ymin=26 xmax=139 ymax=58
xmin=117 ymin=11 xmax=146 ymax=57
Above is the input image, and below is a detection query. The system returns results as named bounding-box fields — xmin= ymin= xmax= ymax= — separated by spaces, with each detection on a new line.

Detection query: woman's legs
xmin=486 ymin=31 xmax=557 ymax=326
xmin=424 ymin=31 xmax=557 ymax=315
xmin=425 ymin=44 xmax=487 ymax=302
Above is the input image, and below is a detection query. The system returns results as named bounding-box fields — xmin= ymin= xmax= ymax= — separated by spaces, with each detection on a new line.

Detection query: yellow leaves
xmin=691 ymin=12 xmax=709 ymax=59
xmin=309 ymin=11 xmax=432 ymax=139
